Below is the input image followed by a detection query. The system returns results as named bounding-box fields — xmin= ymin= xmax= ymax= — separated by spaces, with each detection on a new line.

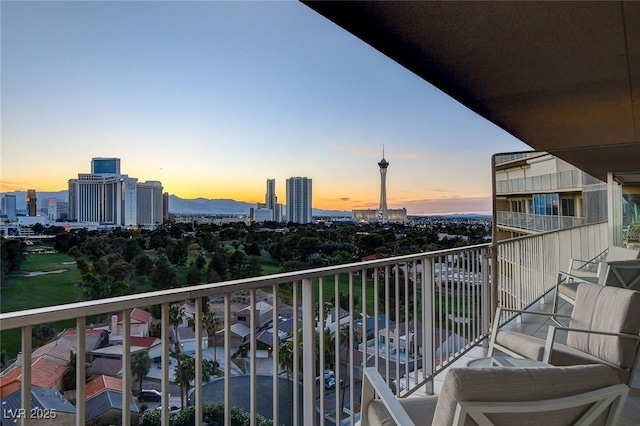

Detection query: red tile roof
xmin=129 ymin=337 xmax=160 ymax=348
xmin=30 ymin=356 xmax=67 ymax=389
xmin=117 ymin=308 xmax=152 ymax=324
xmin=85 ymin=375 xmax=123 ymax=398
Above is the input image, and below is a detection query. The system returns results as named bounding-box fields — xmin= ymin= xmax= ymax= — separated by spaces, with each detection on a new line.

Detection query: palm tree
xmin=338 ymin=324 xmax=351 ymax=418
xmin=279 ymin=340 xmax=294 ymax=426
xmin=188 ymin=309 xmax=220 ymax=366
xmin=131 ymin=351 xmax=153 ymax=394
xmin=174 ymin=357 xmax=194 ymax=410
xmin=202 ymin=311 xmax=219 ymax=364
xmin=168 ymin=304 xmax=186 ymax=357
xmin=173 ymin=357 xmax=215 ymax=409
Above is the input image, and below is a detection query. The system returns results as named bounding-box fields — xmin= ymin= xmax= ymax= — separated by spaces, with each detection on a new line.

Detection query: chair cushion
xmin=569 ymin=283 xmax=640 ymax=368
xmin=605 ymin=246 xmax=640 ymax=262
xmin=367 ymin=396 xmax=438 ymax=426
xmin=494 ymin=330 xmax=630 ymax=383
xmin=432 ymin=364 xmax=620 ymax=426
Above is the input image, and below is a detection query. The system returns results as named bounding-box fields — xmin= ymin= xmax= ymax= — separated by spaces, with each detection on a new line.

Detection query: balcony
xmin=496 ymin=211 xmax=587 ymax=234
xmin=495 ymin=169 xmax=592 ymax=196
xmin=3 ymin=222 xmax=638 ymax=425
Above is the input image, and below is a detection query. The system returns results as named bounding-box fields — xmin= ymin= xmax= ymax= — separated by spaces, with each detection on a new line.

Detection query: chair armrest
xmin=498 ymin=307 xmax=571 ymax=319
xmin=542 ymin=325 xmax=640 ymax=363
xmin=361 ymin=367 xmax=416 ymax=426
xmin=557 ymin=271 xmax=598 ymax=284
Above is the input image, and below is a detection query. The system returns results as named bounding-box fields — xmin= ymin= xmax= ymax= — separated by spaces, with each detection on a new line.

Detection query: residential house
xmin=216 ymin=323 xmax=251 ymax=350
xmin=233 ymin=301 xmax=273 ymax=330
xmin=320 ymin=307 xmax=351 ymax=335
xmin=0 ymin=355 xmax=67 ymax=398
xmin=85 ymin=389 xmax=140 ymax=426
xmin=89 ymin=336 xmax=160 ymax=362
xmin=176 ymin=327 xmax=208 ymax=353
xmin=0 ymin=387 xmax=76 ymax=426
xmin=109 ymin=308 xmax=152 ymax=342
xmin=85 ymin=375 xmax=124 ymax=398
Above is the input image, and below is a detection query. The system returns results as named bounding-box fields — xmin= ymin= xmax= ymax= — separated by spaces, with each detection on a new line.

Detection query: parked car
xmin=156 ymin=406 xmax=181 ymax=416
xmin=138 ymin=389 xmax=162 ymax=402
xmin=325 ymin=377 xmax=343 ymax=390
xmin=315 ymin=369 xmax=335 ymax=383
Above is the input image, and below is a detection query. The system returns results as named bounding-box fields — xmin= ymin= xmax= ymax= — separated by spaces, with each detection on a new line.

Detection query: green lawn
xmin=1 ymin=250 xmax=85 ymax=359
xmin=1 ymin=247 xmax=283 ymax=359
xmin=1 ymin=252 xmax=83 ymax=313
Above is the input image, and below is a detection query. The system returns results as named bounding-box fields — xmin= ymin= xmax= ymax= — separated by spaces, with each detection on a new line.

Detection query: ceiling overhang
xmin=303 ymin=1 xmax=640 ymax=184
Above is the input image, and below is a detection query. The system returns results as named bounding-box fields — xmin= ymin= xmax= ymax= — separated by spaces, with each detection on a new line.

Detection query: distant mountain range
xmin=0 ymin=190 xmax=350 ymax=217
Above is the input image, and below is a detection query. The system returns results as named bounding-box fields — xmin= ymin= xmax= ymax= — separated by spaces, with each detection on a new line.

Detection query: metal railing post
xmin=302 ymin=278 xmax=316 ymax=426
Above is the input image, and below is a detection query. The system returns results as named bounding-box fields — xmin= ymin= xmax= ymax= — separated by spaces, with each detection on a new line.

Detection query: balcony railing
xmin=0 ymin=223 xmax=609 ymax=426
xmin=496 ymin=211 xmax=587 ymax=233
xmin=496 ymin=169 xmax=585 ymax=195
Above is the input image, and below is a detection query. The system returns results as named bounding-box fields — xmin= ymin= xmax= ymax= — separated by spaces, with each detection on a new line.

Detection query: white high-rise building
xmin=286 ymin=177 xmax=312 ymax=224
xmin=137 ymin=180 xmax=164 ymax=228
xmin=68 ymin=158 xmax=162 ymax=228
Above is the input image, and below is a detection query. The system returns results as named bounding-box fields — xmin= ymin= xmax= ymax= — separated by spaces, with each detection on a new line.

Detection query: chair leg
xmin=551 ymin=275 xmax=568 ymax=327
xmin=487 ymin=307 xmax=502 ymax=356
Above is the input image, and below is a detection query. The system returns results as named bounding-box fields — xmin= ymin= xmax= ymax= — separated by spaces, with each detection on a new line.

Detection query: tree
xmin=201 ymin=311 xmax=219 ymax=364
xmin=122 ymin=238 xmax=143 ymax=262
xmin=169 ymin=304 xmax=186 ymax=356
xmin=166 ymin=239 xmax=188 ymax=266
xmin=0 ymin=238 xmax=26 ymax=285
xmin=194 ymin=254 xmax=207 ymax=270
xmin=185 ymin=263 xmax=202 ymax=286
xmin=150 ymin=254 xmax=178 ymax=290
xmin=338 ymin=324 xmax=351 ymax=415
xmin=227 ymin=250 xmax=247 ymax=279
xmin=108 ymin=259 xmax=134 ymax=283
xmin=207 ymin=253 xmax=227 ymax=281
xmin=32 ymin=323 xmax=55 ymax=344
xmin=244 ymin=242 xmax=261 ymax=256
xmin=132 ymin=351 xmax=153 ymax=394
xmin=135 ymin=254 xmax=154 ymax=277
xmin=63 ymin=351 xmax=78 ymax=390
xmin=82 ymin=236 xmax=109 ymax=261
xmin=0 ymin=350 xmax=7 ymax=369
xmin=278 ymin=340 xmax=294 ymax=426
xmin=173 ymin=357 xmax=215 ymax=410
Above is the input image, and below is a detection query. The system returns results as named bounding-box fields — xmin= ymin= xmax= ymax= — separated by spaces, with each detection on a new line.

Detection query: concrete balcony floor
xmin=430 ymin=292 xmax=640 ymax=425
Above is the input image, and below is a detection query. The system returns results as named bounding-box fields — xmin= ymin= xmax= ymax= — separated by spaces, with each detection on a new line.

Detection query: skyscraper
xmin=91 ymin=157 xmax=121 ymax=174
xmin=2 ymin=195 xmax=17 ymax=221
xmin=266 ymin=179 xmax=276 ymax=211
xmin=352 ymin=152 xmax=407 ymax=223
xmin=137 ymin=181 xmax=164 ymax=228
xmin=286 ymin=177 xmax=312 ymax=224
xmin=68 ymin=157 xmax=162 ymax=228
xmin=26 ymin=189 xmax=37 ymax=217
xmin=378 ymin=156 xmax=389 ymax=222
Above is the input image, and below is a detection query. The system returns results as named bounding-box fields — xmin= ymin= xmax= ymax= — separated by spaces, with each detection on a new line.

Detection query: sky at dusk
xmin=1 ymin=1 xmax=530 ymax=215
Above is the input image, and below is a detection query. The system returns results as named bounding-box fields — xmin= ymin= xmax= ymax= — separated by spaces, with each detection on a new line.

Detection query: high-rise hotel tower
xmin=352 ymin=152 xmax=407 ymax=223
xmin=286 ymin=177 xmax=312 ymax=224
xmin=68 ymin=158 xmax=163 ymax=228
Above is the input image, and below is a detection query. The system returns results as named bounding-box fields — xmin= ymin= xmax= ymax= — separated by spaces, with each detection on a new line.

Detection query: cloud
xmin=394 ymin=196 xmax=492 ymax=215
xmin=0 ymin=180 xmax=28 ymax=192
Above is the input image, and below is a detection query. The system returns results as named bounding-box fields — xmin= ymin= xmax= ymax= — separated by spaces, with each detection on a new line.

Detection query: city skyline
xmin=1 ymin=1 xmax=530 ymax=215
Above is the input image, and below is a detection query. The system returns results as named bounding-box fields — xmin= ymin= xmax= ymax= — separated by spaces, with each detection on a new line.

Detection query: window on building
xmin=561 ymin=198 xmax=576 ymax=217
xmin=533 ymin=194 xmax=559 ymax=216
xmin=511 ymin=199 xmax=526 ymax=213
